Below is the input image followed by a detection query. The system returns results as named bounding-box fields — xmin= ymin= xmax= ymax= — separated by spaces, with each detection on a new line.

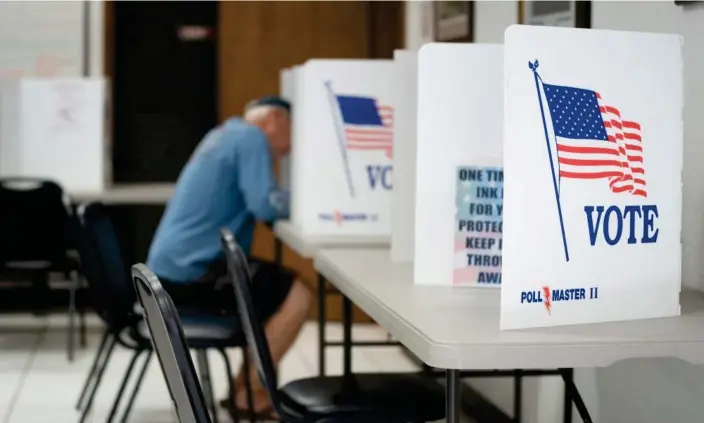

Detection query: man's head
xmin=243 ymin=96 xmax=291 ymax=156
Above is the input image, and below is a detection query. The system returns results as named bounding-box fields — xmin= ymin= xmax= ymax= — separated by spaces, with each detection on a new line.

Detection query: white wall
xmin=0 ymin=1 xmax=103 ymax=78
xmin=404 ymin=1 xmax=433 ymax=50
xmin=88 ymin=0 xmax=104 ymax=78
xmin=404 ymin=1 xmax=704 ymax=422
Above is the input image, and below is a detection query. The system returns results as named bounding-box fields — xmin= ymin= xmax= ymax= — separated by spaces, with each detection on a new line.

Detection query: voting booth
xmin=0 ymin=77 xmax=108 ymax=193
xmin=290 ymin=59 xmax=395 ymax=236
xmin=501 ymin=25 xmax=683 ymax=329
xmin=414 ymin=43 xmax=504 ymax=287
xmin=390 ymin=50 xmax=418 ymax=263
xmin=279 ymin=67 xmax=294 ymax=190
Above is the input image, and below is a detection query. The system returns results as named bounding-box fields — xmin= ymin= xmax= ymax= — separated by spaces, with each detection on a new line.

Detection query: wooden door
xmin=219 ymin=1 xmax=403 ymax=321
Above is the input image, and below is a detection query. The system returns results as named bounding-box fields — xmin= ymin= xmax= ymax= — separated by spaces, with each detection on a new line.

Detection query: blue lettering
xmin=478 ymin=272 xmax=501 ymax=284
xmin=520 ymin=290 xmax=543 ymax=303
xmin=603 ymin=206 xmax=623 ymax=246
xmin=366 ymin=165 xmax=393 ymax=190
xmin=584 ymin=205 xmax=659 ymax=246
xmin=623 ymin=205 xmax=642 ymax=244
xmin=584 ymin=206 xmax=605 ymax=246
xmin=551 ymin=288 xmax=586 ymax=301
xmin=641 ymin=205 xmax=659 ymax=243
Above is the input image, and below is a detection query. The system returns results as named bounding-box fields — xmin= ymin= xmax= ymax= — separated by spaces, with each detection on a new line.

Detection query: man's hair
xmin=243 ymin=96 xmax=291 ymax=119
xmin=243 ymin=103 xmax=288 ymax=121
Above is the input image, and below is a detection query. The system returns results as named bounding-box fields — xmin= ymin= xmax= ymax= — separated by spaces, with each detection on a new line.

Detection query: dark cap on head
xmin=245 ymin=96 xmax=291 ymax=113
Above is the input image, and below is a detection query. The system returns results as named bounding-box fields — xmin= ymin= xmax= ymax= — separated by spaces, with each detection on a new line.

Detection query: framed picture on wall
xmin=518 ymin=0 xmax=591 ymax=28
xmin=434 ymin=1 xmax=474 ymax=42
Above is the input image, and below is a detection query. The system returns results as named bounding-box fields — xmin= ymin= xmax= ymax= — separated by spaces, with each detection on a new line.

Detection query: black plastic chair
xmin=74 ymin=202 xmax=254 ymax=423
xmin=131 ymin=264 xmax=407 ymax=423
xmin=220 ymin=228 xmax=446 ymax=423
xmin=132 ymin=263 xmax=213 ymax=423
xmin=0 ymin=177 xmax=85 ymax=359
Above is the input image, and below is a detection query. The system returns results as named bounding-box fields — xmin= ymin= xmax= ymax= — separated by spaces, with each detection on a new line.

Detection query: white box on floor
xmin=414 ymin=43 xmax=504 ymax=287
xmin=0 ymin=77 xmax=108 ymax=194
xmin=290 ymin=59 xmax=395 ymax=236
xmin=501 ymin=25 xmax=683 ymax=329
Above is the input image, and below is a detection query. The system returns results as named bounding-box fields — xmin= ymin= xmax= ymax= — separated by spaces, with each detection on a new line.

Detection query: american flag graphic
xmin=335 ymin=95 xmax=394 ymax=158
xmin=543 ymin=83 xmax=646 ymax=197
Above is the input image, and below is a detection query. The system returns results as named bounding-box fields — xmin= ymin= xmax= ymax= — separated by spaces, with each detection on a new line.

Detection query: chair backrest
xmin=220 ymin=228 xmax=305 ymax=418
xmin=76 ymin=202 xmax=135 ymax=326
xmin=132 ymin=263 xmax=212 ymax=423
xmin=0 ymin=178 xmax=72 ymax=264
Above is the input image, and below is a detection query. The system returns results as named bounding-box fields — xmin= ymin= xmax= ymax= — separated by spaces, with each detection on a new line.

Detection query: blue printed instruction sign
xmin=454 ymin=166 xmax=503 ymax=286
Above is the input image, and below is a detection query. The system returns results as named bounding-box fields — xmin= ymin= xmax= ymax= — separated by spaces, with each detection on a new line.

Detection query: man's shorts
xmin=159 ymin=258 xmax=295 ymax=323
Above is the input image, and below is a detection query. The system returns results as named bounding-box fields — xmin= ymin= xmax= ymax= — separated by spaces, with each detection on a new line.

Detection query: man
xmin=147 ymin=96 xmax=312 ymax=418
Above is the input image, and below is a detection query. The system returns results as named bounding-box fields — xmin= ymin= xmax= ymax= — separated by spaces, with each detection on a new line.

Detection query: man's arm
xmin=236 ymin=131 xmax=290 ymax=222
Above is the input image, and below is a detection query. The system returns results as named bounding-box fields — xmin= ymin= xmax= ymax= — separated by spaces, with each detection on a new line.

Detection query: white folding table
xmin=314 ymin=247 xmax=704 ymax=423
xmin=273 ymin=221 xmax=390 ymax=375
xmin=70 ymin=183 xmax=175 ymax=205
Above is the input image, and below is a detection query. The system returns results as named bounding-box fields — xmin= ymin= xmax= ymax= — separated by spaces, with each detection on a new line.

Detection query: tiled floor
xmin=0 ymin=313 xmax=459 ymax=423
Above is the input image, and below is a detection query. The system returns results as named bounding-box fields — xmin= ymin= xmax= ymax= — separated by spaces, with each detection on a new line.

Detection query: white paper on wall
xmin=414 ymin=43 xmax=504 ymax=286
xmin=291 ymin=59 xmax=395 ymax=236
xmin=0 ymin=78 xmax=105 ymax=193
xmin=391 ymin=50 xmax=418 ymax=262
xmin=501 ymin=25 xmax=683 ymax=329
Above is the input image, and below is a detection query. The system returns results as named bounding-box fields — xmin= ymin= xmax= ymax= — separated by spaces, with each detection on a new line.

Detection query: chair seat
xmin=282 ymin=373 xmax=445 ymax=422
xmin=136 ymin=314 xmax=244 ymax=345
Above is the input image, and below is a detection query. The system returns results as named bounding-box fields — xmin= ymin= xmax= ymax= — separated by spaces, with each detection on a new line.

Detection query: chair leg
xmin=78 ymin=274 xmax=87 ymax=348
xmin=218 ymin=348 xmax=240 ymax=423
xmin=78 ymin=335 xmax=118 ymax=423
xmin=79 ymin=306 xmax=87 ymax=348
xmin=32 ymin=271 xmax=51 ymax=315
xmin=196 ymin=350 xmax=220 ymax=423
xmin=68 ymin=273 xmax=77 ymax=362
xmin=119 ymin=350 xmax=153 ymax=423
xmin=241 ymin=349 xmax=256 ymax=423
xmin=105 ymin=349 xmax=143 ymax=423
xmin=76 ymin=329 xmax=112 ymax=410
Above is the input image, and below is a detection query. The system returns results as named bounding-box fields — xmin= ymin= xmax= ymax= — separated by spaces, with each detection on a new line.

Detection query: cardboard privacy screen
xmin=501 ymin=25 xmax=683 ymax=329
xmin=0 ymin=78 xmax=107 ymax=193
xmin=390 ymin=50 xmax=418 ymax=262
xmin=414 ymin=43 xmax=504 ymax=286
xmin=291 ymin=59 xmax=394 ymax=236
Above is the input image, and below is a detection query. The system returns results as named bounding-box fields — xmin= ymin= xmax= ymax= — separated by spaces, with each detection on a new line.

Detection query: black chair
xmin=131 ymin=265 xmax=408 ymax=423
xmin=0 ymin=177 xmax=85 ymax=359
xmin=220 ymin=228 xmax=446 ymax=423
xmin=73 ymin=202 xmax=254 ymax=423
xmin=132 ymin=263 xmax=213 ymax=423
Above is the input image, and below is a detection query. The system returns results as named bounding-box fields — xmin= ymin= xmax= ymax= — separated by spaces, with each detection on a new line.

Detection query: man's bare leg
xmin=232 ymin=279 xmax=313 ymax=411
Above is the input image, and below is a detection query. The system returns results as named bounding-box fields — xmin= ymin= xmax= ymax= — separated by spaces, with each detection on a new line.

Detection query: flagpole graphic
xmin=529 ymin=59 xmax=570 ymax=262
xmin=324 ymin=80 xmax=356 ymax=198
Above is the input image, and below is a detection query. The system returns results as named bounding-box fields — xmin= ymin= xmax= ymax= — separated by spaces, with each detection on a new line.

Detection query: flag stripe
xmin=338 ymin=97 xmax=393 ymax=158
xmin=547 ymin=84 xmax=647 ymax=197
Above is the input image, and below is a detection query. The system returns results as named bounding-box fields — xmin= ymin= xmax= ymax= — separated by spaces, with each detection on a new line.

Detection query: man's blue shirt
xmin=147 ymin=118 xmax=289 ymax=282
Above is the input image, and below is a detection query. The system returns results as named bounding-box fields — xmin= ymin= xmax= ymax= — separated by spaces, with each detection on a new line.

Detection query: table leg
xmin=342 ymin=295 xmax=353 ymax=377
xmin=67 ymin=271 xmax=77 ymax=362
xmin=563 ymin=367 xmax=572 ymax=423
xmin=514 ymin=370 xmax=523 ymax=423
xmin=446 ymin=369 xmax=461 ymax=423
xmin=560 ymin=368 xmax=593 ymax=423
xmin=317 ymin=273 xmax=327 ymax=376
